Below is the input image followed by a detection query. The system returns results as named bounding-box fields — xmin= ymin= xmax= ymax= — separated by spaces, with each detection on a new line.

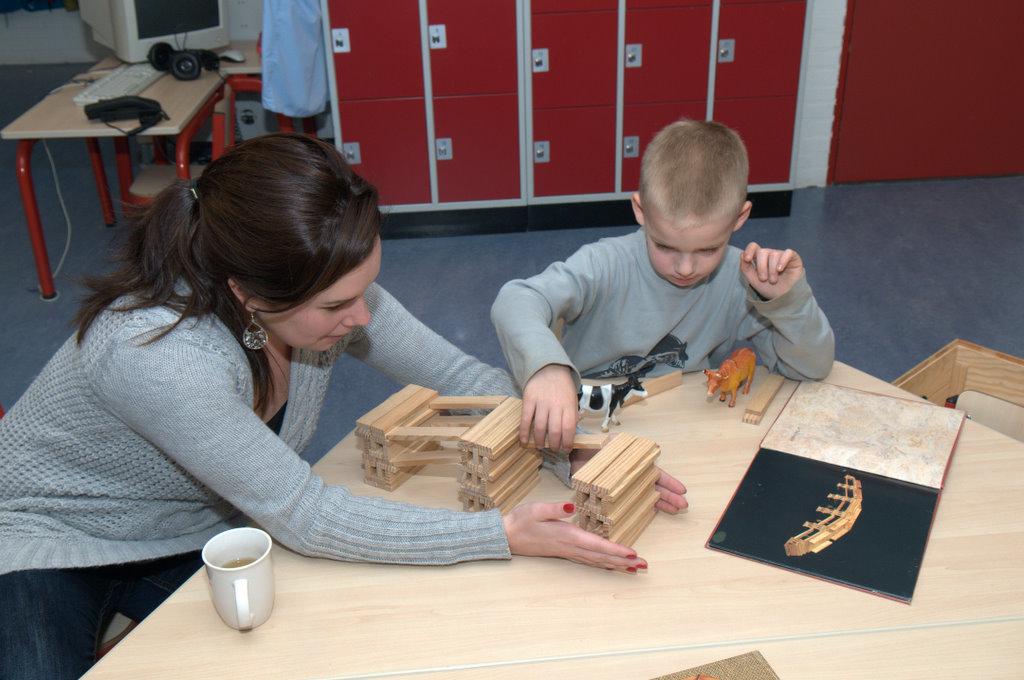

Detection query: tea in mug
xmin=221 ymin=556 xmax=257 ymax=569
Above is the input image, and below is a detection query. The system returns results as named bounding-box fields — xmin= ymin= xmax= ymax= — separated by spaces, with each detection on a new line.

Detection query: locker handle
xmin=625 ymin=44 xmax=642 ymax=68
xmin=718 ymin=39 xmax=735 ymax=63
xmin=532 ymin=48 xmax=549 ymax=73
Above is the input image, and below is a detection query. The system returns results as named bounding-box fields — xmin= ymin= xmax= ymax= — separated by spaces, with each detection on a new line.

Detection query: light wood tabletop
xmin=0 ymin=67 xmax=223 ymax=141
xmin=85 ymin=362 xmax=1024 ymax=679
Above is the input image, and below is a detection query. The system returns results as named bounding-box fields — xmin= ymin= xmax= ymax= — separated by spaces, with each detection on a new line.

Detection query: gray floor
xmin=3 ymin=63 xmax=1023 ymax=463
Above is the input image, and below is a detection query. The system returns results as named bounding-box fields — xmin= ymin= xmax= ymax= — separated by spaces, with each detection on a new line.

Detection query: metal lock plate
xmin=341 ymin=142 xmax=361 ymax=165
xmin=428 ymin=24 xmax=447 ymax=50
xmin=435 ymin=137 xmax=453 ymax=160
xmin=623 ymin=135 xmax=640 ymax=159
xmin=718 ymin=39 xmax=735 ymax=63
xmin=532 ymin=48 xmax=549 ymax=73
xmin=533 ymin=140 xmax=550 ymax=163
xmin=331 ymin=28 xmax=351 ymax=53
xmin=625 ymin=44 xmax=642 ymax=68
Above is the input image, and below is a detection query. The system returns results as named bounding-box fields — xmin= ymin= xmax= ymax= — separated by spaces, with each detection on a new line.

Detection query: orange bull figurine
xmin=704 ymin=348 xmax=756 ymax=407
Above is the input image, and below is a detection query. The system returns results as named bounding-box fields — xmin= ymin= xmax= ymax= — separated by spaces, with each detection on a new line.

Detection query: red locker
xmin=428 ymin=0 xmax=517 ymax=97
xmin=832 ymin=0 xmax=1024 ymax=182
xmin=714 ymin=1 xmax=805 ymax=99
xmin=627 ymin=0 xmax=708 ymax=8
xmin=328 ymin=0 xmax=423 ymax=101
xmin=714 ymin=96 xmax=796 ymax=185
xmin=338 ymin=99 xmax=431 ymax=205
xmin=533 ymin=107 xmax=616 ymax=197
xmin=533 ymin=0 xmax=616 ymax=13
xmin=532 ymin=11 xmax=618 ymax=109
xmin=434 ymin=94 xmax=520 ymax=203
xmin=624 ymin=6 xmax=711 ymax=104
xmin=622 ymin=101 xmax=707 ymax=192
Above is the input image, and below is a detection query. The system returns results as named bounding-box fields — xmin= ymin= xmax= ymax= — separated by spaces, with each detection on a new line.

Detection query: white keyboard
xmin=73 ymin=63 xmax=164 ymax=106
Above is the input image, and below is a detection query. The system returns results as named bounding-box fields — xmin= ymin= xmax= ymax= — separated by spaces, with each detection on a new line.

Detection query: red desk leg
xmin=276 ymin=113 xmax=295 ymax=133
xmin=15 ymin=139 xmax=57 ymax=300
xmin=85 ymin=138 xmax=116 ymax=227
xmin=113 ymin=137 xmax=133 ymax=206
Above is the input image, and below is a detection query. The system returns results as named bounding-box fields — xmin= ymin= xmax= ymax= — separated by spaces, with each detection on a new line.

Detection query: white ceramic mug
xmin=201 ymin=527 xmax=274 ymax=631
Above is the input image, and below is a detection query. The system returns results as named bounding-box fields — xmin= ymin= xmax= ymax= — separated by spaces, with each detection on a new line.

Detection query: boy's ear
xmin=631 ymin=192 xmax=646 ymax=227
xmin=732 ymin=200 xmax=753 ymax=232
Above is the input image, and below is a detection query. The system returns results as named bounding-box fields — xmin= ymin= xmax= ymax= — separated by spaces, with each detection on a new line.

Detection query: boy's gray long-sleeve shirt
xmin=0 ymin=284 xmax=516 ymax=576
xmin=491 ymin=229 xmax=834 ymax=389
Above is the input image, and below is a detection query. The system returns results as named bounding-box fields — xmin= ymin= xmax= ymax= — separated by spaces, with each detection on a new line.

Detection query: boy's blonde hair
xmin=639 ymin=119 xmax=748 ymax=220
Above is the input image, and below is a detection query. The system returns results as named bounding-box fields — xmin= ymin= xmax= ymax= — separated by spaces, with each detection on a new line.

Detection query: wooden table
xmin=0 ymin=46 xmax=254 ymax=300
xmin=85 ymin=362 xmax=1024 ymax=679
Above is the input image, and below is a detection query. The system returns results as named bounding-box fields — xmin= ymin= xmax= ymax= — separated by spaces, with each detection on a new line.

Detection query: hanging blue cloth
xmin=261 ymin=0 xmax=328 ymax=118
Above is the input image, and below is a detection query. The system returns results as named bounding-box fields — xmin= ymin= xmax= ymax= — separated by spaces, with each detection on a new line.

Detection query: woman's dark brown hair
xmin=75 ymin=133 xmax=381 ymax=412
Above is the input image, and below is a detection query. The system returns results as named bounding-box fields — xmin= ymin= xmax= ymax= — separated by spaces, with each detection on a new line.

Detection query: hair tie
xmin=189 ymin=181 xmax=199 ymax=201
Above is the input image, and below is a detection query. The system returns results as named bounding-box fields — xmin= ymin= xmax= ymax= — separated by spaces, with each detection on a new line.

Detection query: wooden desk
xmin=1 ymin=58 xmax=227 ymax=299
xmin=85 ymin=362 xmax=1024 ymax=679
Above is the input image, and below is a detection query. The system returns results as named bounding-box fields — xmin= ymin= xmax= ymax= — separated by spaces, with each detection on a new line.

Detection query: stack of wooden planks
xmin=354 ymin=385 xmax=504 ymax=491
xmin=571 ymin=433 xmax=662 ymax=547
xmin=457 ymin=397 xmax=542 ymax=513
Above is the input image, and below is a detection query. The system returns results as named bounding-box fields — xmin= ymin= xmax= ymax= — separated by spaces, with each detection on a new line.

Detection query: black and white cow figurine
xmin=577 ymin=374 xmax=648 ymax=432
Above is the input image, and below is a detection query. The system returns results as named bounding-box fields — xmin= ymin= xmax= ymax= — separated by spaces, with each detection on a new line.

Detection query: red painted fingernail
xmin=563 ymin=503 xmax=575 ymax=513
xmin=626 ymin=553 xmax=637 ymax=560
xmin=636 ymin=563 xmax=648 ymax=570
xmin=626 ymin=567 xmax=637 ymax=573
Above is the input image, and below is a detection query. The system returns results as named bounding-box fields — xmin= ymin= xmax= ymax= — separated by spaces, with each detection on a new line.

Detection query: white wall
xmin=0 ymin=0 xmax=262 ymax=65
xmin=792 ymin=0 xmax=847 ymax=188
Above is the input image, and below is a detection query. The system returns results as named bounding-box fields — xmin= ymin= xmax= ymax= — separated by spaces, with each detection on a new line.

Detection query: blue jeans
xmin=0 ymin=552 xmax=202 ymax=680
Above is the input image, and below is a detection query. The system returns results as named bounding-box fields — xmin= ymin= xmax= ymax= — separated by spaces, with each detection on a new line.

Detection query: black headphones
xmin=147 ymin=42 xmax=220 ymax=81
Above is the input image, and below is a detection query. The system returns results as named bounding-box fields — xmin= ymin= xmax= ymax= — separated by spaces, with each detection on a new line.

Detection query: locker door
xmin=628 ymin=0 xmax=708 ymax=6
xmin=533 ymin=107 xmax=616 ymax=197
xmin=715 ymin=1 xmax=805 ymax=99
xmin=434 ymin=94 xmax=520 ymax=203
xmin=338 ymin=99 xmax=431 ymax=205
xmin=532 ymin=11 xmax=618 ymax=109
xmin=428 ymin=0 xmax=517 ymax=97
xmin=327 ymin=0 xmax=423 ymax=100
xmin=625 ymin=6 xmax=711 ymax=104
xmin=622 ymin=101 xmax=707 ymax=192
xmin=714 ymin=96 xmax=796 ymax=185
xmin=533 ymin=0 xmax=616 ymax=13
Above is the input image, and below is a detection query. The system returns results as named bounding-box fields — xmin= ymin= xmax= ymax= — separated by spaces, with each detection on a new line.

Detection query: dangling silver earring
xmin=242 ymin=312 xmax=268 ymax=350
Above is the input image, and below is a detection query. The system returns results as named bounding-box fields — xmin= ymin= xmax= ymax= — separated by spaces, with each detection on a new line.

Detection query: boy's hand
xmin=741 ymin=242 xmax=804 ymax=300
xmin=521 ymin=364 xmax=579 ymax=452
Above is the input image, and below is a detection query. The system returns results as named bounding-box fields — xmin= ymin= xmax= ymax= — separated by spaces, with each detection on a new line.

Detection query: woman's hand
xmin=571 ymin=452 xmax=688 ymax=514
xmin=503 ymin=502 xmax=647 ymax=573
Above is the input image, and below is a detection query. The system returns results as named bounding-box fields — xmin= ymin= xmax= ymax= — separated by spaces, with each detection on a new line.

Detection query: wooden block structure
xmin=355 ymin=385 xmax=505 ymax=491
xmin=457 ymin=397 xmax=543 ymax=513
xmin=571 ymin=433 xmax=662 ymax=547
xmin=783 ymin=474 xmax=863 ymax=557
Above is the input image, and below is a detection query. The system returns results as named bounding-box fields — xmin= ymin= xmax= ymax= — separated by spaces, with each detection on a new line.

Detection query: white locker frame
xmin=321 ymin=0 xmax=813 ymax=212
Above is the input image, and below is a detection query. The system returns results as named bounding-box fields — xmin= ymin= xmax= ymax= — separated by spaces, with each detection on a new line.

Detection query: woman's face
xmin=254 ymin=238 xmax=382 ymax=353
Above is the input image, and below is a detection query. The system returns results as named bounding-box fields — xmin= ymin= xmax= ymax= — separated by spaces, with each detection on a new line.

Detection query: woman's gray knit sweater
xmin=0 ymin=284 xmax=517 ymax=575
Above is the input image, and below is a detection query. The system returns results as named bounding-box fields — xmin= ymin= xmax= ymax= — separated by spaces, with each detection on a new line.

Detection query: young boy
xmin=491 ymin=119 xmax=834 ymax=458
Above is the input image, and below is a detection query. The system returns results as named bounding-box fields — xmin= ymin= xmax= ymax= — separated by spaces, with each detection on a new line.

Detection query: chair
xmin=957 ymin=390 xmax=1024 ymax=442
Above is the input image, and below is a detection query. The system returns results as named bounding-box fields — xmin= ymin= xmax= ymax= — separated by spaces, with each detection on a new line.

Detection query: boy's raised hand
xmin=521 ymin=363 xmax=579 ymax=452
xmin=741 ymin=242 xmax=804 ymax=300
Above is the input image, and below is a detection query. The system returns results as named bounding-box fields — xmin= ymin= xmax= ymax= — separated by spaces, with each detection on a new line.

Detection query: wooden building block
xmin=742 ymin=373 xmax=785 ymax=424
xmin=623 ymin=370 xmax=682 ymax=406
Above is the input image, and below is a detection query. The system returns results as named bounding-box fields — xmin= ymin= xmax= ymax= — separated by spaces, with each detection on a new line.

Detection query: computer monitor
xmin=81 ymin=0 xmax=230 ymax=64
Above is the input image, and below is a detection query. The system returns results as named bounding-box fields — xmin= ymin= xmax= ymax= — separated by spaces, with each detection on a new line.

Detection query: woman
xmin=0 ymin=134 xmax=683 ymax=679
